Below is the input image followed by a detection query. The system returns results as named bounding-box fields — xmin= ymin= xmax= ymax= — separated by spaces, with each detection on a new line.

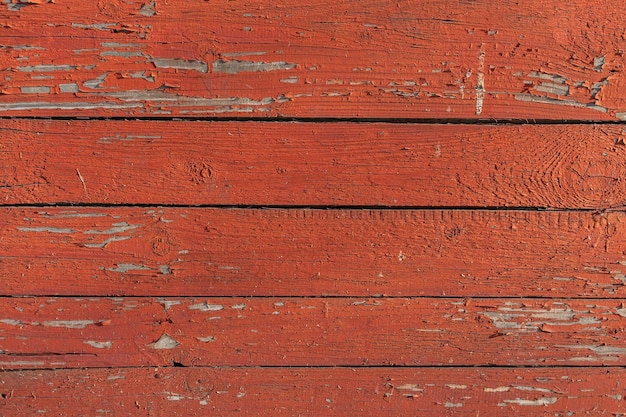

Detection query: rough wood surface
xmin=1 ymin=297 xmax=626 ymax=369
xmin=1 ymin=0 xmax=626 ymax=120
xmin=3 ymin=119 xmax=626 ymax=208
xmin=3 ymin=207 xmax=626 ymax=297
xmin=4 ymin=1 xmax=625 ymax=414
xmin=1 ymin=367 xmax=624 ymax=416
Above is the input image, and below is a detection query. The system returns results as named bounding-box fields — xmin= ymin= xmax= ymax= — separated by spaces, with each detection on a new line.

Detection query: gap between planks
xmin=2 ymin=365 xmax=626 ymax=372
xmin=5 ymin=116 xmax=626 ymax=125
xmin=0 ymin=204 xmax=599 ymax=212
xmin=3 ymin=295 xmax=626 ymax=301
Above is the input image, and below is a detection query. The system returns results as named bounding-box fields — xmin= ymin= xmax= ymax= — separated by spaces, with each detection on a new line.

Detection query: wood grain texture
xmin=2 ymin=367 xmax=624 ymax=416
xmin=1 ymin=0 xmax=626 ymax=120
xmin=3 ymin=119 xmax=626 ymax=208
xmin=1 ymin=297 xmax=626 ymax=369
xmin=3 ymin=207 xmax=626 ymax=297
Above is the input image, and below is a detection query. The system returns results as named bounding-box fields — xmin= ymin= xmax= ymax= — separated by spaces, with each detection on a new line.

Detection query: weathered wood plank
xmin=2 ymin=367 xmax=623 ymax=416
xmin=2 ymin=207 xmax=626 ymax=297
xmin=1 ymin=0 xmax=625 ymax=119
xmin=1 ymin=297 xmax=626 ymax=368
xmin=2 ymin=120 xmax=626 ymax=208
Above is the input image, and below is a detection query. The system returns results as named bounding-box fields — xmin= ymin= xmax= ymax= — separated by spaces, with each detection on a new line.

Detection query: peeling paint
xmin=59 ymin=83 xmax=80 ymax=93
xmin=43 ymin=320 xmax=95 ymax=329
xmin=395 ymin=384 xmax=423 ymax=391
xmin=84 ymin=222 xmax=140 ymax=235
xmin=197 ymin=336 xmax=215 ymax=342
xmin=189 ymin=302 xmax=224 ymax=311
xmin=84 ymin=74 xmax=108 ymax=89
xmin=558 ymin=345 xmax=626 ymax=355
xmin=72 ymin=23 xmax=116 ymax=31
xmin=0 ymin=361 xmax=45 ymax=366
xmin=475 ymin=46 xmax=485 ymax=115
xmin=514 ymin=94 xmax=608 ymax=112
xmin=21 ymin=86 xmax=51 ymax=94
xmin=502 ymin=397 xmax=558 ymax=406
xmin=445 ymin=384 xmax=467 ymax=389
xmin=107 ymin=264 xmax=151 ymax=273
xmin=17 ymin=64 xmax=76 ymax=72
xmin=0 ymin=102 xmax=143 ymax=111
xmin=104 ymin=90 xmax=286 ymax=109
xmin=38 ymin=212 xmax=107 ymax=218
xmin=213 ymin=59 xmax=296 ymax=74
xmin=84 ymin=340 xmax=113 ymax=349
xmin=513 ymin=385 xmax=553 ymax=393
xmin=527 ymin=71 xmax=567 ymax=84
xmin=594 ymin=56 xmax=605 ymax=72
xmin=533 ymin=82 xmax=569 ymax=96
xmin=18 ymin=227 xmax=76 ymax=233
xmin=0 ymin=319 xmax=25 ymax=326
xmin=152 ymin=58 xmax=208 ymax=73
xmin=150 ymin=334 xmax=180 ymax=349
xmin=158 ymin=299 xmax=181 ymax=311
xmin=101 ymin=50 xmax=144 ymax=58
xmin=139 ymin=1 xmax=156 ymax=16
xmin=84 ymin=236 xmax=131 ymax=248
xmin=484 ymin=386 xmax=511 ymax=392
xmin=165 ymin=392 xmax=186 ymax=401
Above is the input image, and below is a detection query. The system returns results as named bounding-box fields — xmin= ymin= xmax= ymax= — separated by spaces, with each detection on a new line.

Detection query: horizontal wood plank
xmin=2 ymin=367 xmax=623 ymax=416
xmin=2 ymin=207 xmax=626 ymax=297
xmin=1 ymin=297 xmax=626 ymax=368
xmin=1 ymin=0 xmax=625 ymax=119
xmin=3 ymin=120 xmax=626 ymax=208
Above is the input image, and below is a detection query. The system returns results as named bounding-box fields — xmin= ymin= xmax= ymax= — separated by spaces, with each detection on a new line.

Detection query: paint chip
xmin=213 ymin=59 xmax=296 ymax=74
xmin=503 ymin=397 xmax=558 ymax=406
xmin=150 ymin=334 xmax=180 ymax=349
xmin=197 ymin=336 xmax=215 ymax=343
xmin=189 ymin=302 xmax=224 ymax=311
xmin=152 ymin=58 xmax=208 ymax=73
xmin=43 ymin=320 xmax=95 ymax=329
xmin=107 ymin=263 xmax=151 ymax=273
xmin=84 ymin=340 xmax=113 ymax=349
xmin=139 ymin=1 xmax=156 ymax=16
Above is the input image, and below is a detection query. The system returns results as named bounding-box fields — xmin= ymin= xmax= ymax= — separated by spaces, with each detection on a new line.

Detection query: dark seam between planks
xmin=2 ymin=365 xmax=626 ymax=373
xmin=0 ymin=203 xmax=600 ymax=212
xmin=3 ymin=116 xmax=626 ymax=125
xmin=2 ymin=295 xmax=626 ymax=300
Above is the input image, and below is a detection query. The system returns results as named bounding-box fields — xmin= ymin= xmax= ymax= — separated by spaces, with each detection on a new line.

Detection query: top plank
xmin=1 ymin=0 xmax=625 ymax=120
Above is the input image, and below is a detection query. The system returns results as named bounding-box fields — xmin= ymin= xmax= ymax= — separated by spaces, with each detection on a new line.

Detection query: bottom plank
xmin=1 ymin=367 xmax=623 ymax=416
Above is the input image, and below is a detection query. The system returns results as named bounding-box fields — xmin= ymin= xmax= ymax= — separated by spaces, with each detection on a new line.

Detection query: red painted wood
xmin=1 ymin=297 xmax=625 ymax=369
xmin=3 ymin=2 xmax=624 ymax=414
xmin=2 ymin=120 xmax=626 ymax=208
xmin=2 ymin=207 xmax=625 ymax=297
xmin=1 ymin=0 xmax=625 ymax=119
xmin=1 ymin=367 xmax=624 ymax=416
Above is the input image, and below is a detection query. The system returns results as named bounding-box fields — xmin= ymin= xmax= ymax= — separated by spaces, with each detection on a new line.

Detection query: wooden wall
xmin=1 ymin=1 xmax=626 ymax=415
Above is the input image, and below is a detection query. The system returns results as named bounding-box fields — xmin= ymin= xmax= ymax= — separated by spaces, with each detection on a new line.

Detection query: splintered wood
xmin=1 ymin=1 xmax=626 ymax=416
